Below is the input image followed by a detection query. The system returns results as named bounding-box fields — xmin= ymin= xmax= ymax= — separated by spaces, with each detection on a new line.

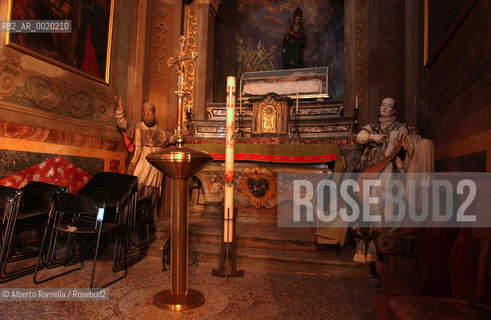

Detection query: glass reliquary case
xmin=239 ymin=66 xmax=329 ymax=101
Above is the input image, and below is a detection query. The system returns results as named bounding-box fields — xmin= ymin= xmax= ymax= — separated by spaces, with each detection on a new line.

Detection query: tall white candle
xmin=224 ymin=76 xmax=235 ymax=243
xmin=355 ymin=95 xmax=359 ymax=110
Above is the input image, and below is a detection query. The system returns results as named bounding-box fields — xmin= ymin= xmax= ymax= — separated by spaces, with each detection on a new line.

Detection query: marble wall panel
xmin=0 ymin=150 xmax=103 ymax=179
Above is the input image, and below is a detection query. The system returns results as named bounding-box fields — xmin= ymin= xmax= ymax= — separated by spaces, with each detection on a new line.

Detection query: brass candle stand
xmin=147 ymin=35 xmax=212 ymax=311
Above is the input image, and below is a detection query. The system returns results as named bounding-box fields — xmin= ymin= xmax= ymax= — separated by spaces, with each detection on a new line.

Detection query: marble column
xmin=185 ymin=0 xmax=219 ymax=120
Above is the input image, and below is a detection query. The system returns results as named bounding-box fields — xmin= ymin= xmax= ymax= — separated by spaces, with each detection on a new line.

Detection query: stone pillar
xmin=185 ymin=0 xmax=219 ymax=120
xmin=404 ymin=0 xmax=421 ymax=129
xmin=125 ymin=0 xmax=182 ymax=219
xmin=354 ymin=0 xmax=406 ymax=126
xmin=124 ymin=0 xmax=182 ymax=130
xmin=124 ymin=0 xmax=151 ymax=122
xmin=344 ymin=0 xmax=357 ymax=118
xmin=354 ymin=0 xmax=370 ymax=126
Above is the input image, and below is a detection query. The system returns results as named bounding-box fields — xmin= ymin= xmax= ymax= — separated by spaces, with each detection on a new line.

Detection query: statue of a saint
xmin=115 ymin=97 xmax=174 ymax=220
xmin=282 ymin=8 xmax=305 ymax=69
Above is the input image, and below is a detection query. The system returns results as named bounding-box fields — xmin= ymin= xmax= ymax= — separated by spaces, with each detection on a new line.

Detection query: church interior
xmin=0 ymin=0 xmax=490 ymax=319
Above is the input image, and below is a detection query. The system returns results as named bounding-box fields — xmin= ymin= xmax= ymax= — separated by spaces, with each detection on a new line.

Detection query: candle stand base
xmin=212 ymin=206 xmax=244 ymax=280
xmin=153 ymin=289 xmax=205 ymax=311
xmin=211 ymin=245 xmax=245 ymax=279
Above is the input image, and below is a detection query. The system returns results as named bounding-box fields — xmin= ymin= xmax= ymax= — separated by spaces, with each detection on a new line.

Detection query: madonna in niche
xmin=282 ymin=7 xmax=305 ymax=69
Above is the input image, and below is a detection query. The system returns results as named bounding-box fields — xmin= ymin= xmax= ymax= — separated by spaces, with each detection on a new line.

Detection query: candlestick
xmin=296 ymin=92 xmax=299 ymax=114
xmin=326 ymin=72 xmax=329 ymax=97
xmin=167 ymin=36 xmax=198 ymax=146
xmin=224 ymin=76 xmax=235 ymax=243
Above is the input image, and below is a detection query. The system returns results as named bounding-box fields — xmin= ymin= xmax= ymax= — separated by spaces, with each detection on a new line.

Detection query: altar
xmin=191 ymin=67 xmax=362 ymax=173
xmin=184 ymin=141 xmax=349 ymax=246
xmin=185 ymin=143 xmax=342 ymax=209
xmin=184 ymin=67 xmax=358 ymax=247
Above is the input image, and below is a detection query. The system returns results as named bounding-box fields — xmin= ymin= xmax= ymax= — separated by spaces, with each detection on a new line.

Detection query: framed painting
xmin=424 ymin=0 xmax=477 ymax=66
xmin=5 ymin=0 xmax=115 ymax=84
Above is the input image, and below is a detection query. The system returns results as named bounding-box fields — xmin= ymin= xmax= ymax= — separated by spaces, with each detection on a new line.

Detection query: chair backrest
xmin=0 ymin=186 xmax=23 ymax=223
xmin=0 ymin=186 xmax=23 ymax=202
xmin=53 ymin=193 xmax=102 ymax=225
xmin=20 ymin=181 xmax=68 ymax=213
xmin=78 ymin=172 xmax=138 ymax=223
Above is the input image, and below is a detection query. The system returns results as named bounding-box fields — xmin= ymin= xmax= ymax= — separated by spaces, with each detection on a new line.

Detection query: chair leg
xmin=0 ymin=207 xmax=16 ymax=281
xmin=89 ymin=226 xmax=103 ymax=289
xmin=33 ymin=220 xmax=51 ymax=284
xmin=90 ymin=227 xmax=128 ymax=290
xmin=33 ymin=230 xmax=83 ymax=284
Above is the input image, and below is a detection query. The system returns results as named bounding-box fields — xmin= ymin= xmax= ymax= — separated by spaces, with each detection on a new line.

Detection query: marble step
xmin=149 ymin=217 xmax=370 ymax=277
xmin=154 ymin=218 xmax=318 ymax=252
xmin=148 ymin=242 xmax=370 ymax=278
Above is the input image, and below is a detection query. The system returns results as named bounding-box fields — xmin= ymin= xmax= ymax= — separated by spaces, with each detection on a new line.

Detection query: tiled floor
xmin=0 ymin=255 xmax=378 ymax=319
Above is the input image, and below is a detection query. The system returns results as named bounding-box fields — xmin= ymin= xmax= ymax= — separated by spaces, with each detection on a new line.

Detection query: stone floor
xmin=0 ymin=255 xmax=379 ymax=319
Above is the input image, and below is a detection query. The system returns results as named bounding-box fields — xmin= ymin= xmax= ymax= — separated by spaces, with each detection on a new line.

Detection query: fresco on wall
xmin=213 ymin=0 xmax=344 ymax=102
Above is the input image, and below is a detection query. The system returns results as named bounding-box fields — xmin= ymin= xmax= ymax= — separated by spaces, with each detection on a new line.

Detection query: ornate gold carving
xmin=153 ymin=6 xmax=170 ymax=83
xmin=355 ymin=0 xmax=368 ymax=123
xmin=183 ymin=7 xmax=198 ymax=126
xmin=16 ymin=76 xmax=114 ymax=124
xmin=0 ymin=56 xmax=115 ymax=125
xmin=0 ymin=57 xmax=23 ymax=97
xmin=252 ymin=95 xmax=288 ymax=135
xmin=239 ymin=167 xmax=277 ymax=208
xmin=262 ymin=105 xmax=276 ymax=133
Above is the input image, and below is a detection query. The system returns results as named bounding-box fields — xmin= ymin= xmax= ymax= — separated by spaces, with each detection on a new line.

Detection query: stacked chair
xmin=34 ymin=172 xmax=155 ymax=288
xmin=0 ymin=182 xmax=67 ymax=283
xmin=34 ymin=192 xmax=126 ymax=289
xmin=78 ymin=172 xmax=156 ymax=269
xmin=0 ymin=186 xmax=23 ymax=282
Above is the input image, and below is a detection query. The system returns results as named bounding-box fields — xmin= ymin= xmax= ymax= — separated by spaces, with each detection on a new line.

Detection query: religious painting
xmin=213 ymin=0 xmax=344 ymax=101
xmin=5 ymin=0 xmax=114 ymax=84
xmin=424 ymin=0 xmax=477 ymax=65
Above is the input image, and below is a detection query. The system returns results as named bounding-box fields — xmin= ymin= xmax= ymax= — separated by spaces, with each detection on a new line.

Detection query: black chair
xmin=34 ymin=193 xmax=127 ymax=288
xmin=0 ymin=182 xmax=68 ymax=283
xmin=77 ymin=172 xmax=155 ymax=270
xmin=0 ymin=186 xmax=23 ymax=282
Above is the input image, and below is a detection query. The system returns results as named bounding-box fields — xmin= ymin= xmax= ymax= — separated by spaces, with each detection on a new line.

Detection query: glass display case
xmin=239 ymin=67 xmax=329 ymax=101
